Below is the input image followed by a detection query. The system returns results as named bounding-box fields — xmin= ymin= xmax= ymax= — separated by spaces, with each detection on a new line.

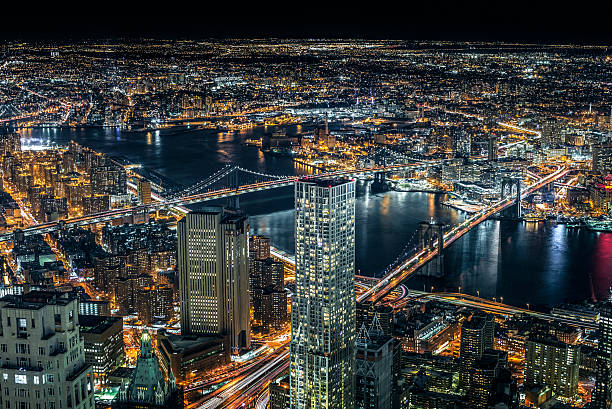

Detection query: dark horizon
xmin=1 ymin=6 xmax=611 ymax=45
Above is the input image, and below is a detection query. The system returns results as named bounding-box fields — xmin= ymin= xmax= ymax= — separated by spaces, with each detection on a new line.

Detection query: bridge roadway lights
xmin=0 ymin=163 xmax=480 ymax=242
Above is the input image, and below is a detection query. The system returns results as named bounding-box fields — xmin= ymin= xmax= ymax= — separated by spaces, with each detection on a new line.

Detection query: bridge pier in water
xmin=371 ymin=150 xmax=390 ymax=192
xmin=500 ymin=177 xmax=522 ymax=219
xmin=416 ymin=220 xmax=446 ymax=278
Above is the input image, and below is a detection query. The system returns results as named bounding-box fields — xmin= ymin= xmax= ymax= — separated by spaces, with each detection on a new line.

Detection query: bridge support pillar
xmin=416 ymin=221 xmax=446 ymax=278
xmin=371 ymin=150 xmax=390 ymax=192
xmin=500 ymin=177 xmax=522 ymax=219
xmin=227 ymin=168 xmax=240 ymax=209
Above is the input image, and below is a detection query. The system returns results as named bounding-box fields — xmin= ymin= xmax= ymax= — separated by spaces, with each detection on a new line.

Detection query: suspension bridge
xmin=357 ymin=165 xmax=570 ymax=303
xmin=1 ymin=151 xmax=571 ymax=304
xmin=0 ymin=160 xmax=440 ymax=242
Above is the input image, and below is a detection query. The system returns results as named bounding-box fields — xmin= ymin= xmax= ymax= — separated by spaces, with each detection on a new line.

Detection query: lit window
xmin=14 ymin=374 xmax=26 ymax=384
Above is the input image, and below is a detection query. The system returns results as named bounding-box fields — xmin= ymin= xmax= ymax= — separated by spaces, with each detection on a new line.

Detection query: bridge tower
xmin=500 ymin=177 xmax=522 ymax=219
xmin=417 ymin=220 xmax=446 ymax=277
xmin=227 ymin=167 xmax=240 ymax=209
xmin=371 ymin=149 xmax=390 ymax=192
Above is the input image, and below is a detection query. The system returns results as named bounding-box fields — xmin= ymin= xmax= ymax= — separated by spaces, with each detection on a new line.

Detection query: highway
xmin=191 ymin=350 xmax=289 ymax=409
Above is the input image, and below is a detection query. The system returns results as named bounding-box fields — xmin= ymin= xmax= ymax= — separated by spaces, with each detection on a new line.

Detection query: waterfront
xmin=19 ymin=127 xmax=612 ymax=309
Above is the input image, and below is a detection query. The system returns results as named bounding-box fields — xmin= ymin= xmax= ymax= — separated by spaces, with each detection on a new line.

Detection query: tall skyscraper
xmin=594 ymin=297 xmax=612 ymax=408
xmin=177 ymin=208 xmax=250 ymax=354
xmin=459 ymin=313 xmax=495 ymax=388
xmin=487 ymin=135 xmax=498 ymax=162
xmin=355 ymin=317 xmax=401 ymax=409
xmin=290 ymin=178 xmax=356 ymax=409
xmin=137 ymin=179 xmax=152 ymax=205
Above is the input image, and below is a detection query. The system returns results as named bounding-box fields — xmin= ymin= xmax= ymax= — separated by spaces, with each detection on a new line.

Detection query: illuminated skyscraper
xmin=137 ymin=179 xmax=152 ymax=205
xmin=177 ymin=208 xmax=250 ymax=353
xmin=290 ymin=178 xmax=356 ymax=409
xmin=459 ymin=313 xmax=494 ymax=388
xmin=487 ymin=136 xmax=498 ymax=162
xmin=524 ymin=336 xmax=580 ymax=398
xmin=594 ymin=296 xmax=612 ymax=408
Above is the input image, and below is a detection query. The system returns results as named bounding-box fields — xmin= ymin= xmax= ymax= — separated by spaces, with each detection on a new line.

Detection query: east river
xmin=18 ymin=126 xmax=612 ymax=310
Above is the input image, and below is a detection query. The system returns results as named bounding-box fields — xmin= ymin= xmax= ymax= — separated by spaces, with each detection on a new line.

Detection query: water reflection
xmin=15 ymin=126 xmax=612 ymax=309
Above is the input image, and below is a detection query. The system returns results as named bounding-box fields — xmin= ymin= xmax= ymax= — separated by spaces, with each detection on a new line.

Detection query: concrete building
xmin=249 ymin=235 xmax=287 ymax=332
xmin=177 ymin=208 xmax=250 ymax=353
xmin=594 ymin=297 xmax=612 ymax=408
xmin=0 ymin=290 xmax=94 ymax=409
xmin=524 ymin=336 xmax=580 ymax=398
xmin=156 ymin=331 xmax=229 ymax=385
xmin=137 ymin=179 xmax=152 ymax=205
xmin=79 ymin=314 xmax=124 ymax=384
xmin=355 ymin=318 xmax=401 ymax=409
xmin=593 ymin=143 xmax=612 ymax=176
xmin=290 ymin=178 xmax=356 ymax=409
xmin=459 ymin=313 xmax=494 ymax=388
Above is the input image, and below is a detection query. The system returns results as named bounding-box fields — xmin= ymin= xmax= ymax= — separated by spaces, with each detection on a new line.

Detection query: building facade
xmin=177 ymin=208 xmax=250 ymax=353
xmin=524 ymin=336 xmax=580 ymax=398
xmin=290 ymin=178 xmax=356 ymax=409
xmin=593 ymin=298 xmax=612 ymax=408
xmin=0 ymin=291 xmax=94 ymax=409
xmin=79 ymin=314 xmax=124 ymax=384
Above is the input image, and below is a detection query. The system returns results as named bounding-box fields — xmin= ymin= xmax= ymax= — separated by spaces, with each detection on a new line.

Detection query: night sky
xmin=1 ymin=4 xmax=610 ymax=44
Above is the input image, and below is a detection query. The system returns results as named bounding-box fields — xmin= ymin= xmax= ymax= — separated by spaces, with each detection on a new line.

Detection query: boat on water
xmin=585 ymin=218 xmax=612 ymax=233
xmin=524 ymin=213 xmax=546 ymax=222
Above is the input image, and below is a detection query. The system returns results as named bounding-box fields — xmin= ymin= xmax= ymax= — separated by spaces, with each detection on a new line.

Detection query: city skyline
xmin=0 ymin=34 xmax=610 ymax=409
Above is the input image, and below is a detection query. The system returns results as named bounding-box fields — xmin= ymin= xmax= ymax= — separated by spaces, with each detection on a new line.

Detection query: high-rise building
xmin=524 ymin=336 xmax=580 ymax=398
xmin=177 ymin=208 xmax=250 ymax=353
xmin=541 ymin=119 xmax=564 ymax=147
xmin=356 ymin=302 xmax=394 ymax=337
xmin=593 ymin=298 xmax=612 ymax=408
xmin=90 ymin=162 xmax=126 ymax=196
xmin=249 ymin=236 xmax=287 ymax=332
xmin=467 ymin=349 xmax=509 ymax=409
xmin=487 ymin=136 xmax=498 ymax=162
xmin=137 ymin=179 xmax=152 ymax=205
xmin=593 ymin=143 xmax=612 ymax=176
xmin=290 ymin=178 xmax=356 ymax=409
xmin=459 ymin=313 xmax=494 ymax=388
xmin=0 ymin=290 xmax=95 ymax=409
xmin=157 ymin=330 xmax=230 ymax=385
xmin=249 ymin=235 xmax=271 ymax=261
xmin=355 ymin=317 xmax=401 ymax=409
xmin=79 ymin=314 xmax=124 ymax=384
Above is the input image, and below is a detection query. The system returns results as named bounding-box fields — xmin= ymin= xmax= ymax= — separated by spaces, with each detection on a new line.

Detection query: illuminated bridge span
xmin=268 ymin=245 xmax=595 ymax=330
xmin=357 ymin=165 xmax=570 ymax=304
xmin=0 ymin=161 xmax=441 ymax=242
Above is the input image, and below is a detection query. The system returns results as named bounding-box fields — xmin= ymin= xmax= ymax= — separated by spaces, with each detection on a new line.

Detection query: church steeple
xmin=115 ymin=330 xmax=177 ymax=408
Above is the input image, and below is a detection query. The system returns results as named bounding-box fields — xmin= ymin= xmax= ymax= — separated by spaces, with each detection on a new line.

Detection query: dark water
xmin=18 ymin=127 xmax=612 ymax=309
